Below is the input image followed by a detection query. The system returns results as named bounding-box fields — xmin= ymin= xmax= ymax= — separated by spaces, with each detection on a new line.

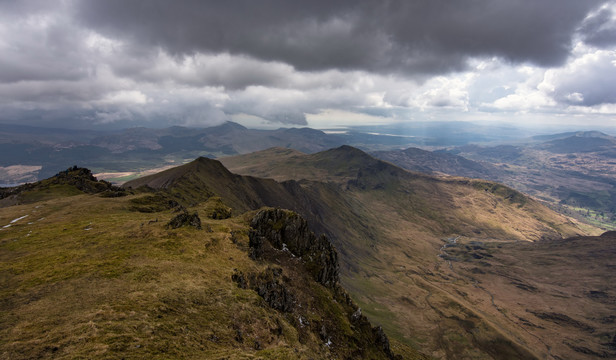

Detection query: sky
xmin=0 ymin=0 xmax=615 ymax=130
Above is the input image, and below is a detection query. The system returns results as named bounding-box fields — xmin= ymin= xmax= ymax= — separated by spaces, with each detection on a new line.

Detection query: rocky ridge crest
xmin=238 ymin=208 xmax=400 ymax=359
xmin=249 ymin=208 xmax=339 ymax=287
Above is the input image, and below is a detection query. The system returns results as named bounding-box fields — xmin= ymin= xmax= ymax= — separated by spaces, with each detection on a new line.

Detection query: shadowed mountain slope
xmin=221 ymin=146 xmax=585 ymax=241
xmin=124 ymin=156 xmax=314 ymax=215
xmin=148 ymin=146 xmax=597 ymax=359
xmin=372 ymin=147 xmax=502 ymax=180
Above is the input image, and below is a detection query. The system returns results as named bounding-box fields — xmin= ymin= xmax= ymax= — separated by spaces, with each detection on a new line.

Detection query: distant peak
xmin=123 ymin=156 xmax=234 ymax=191
xmin=195 ymin=156 xmax=214 ymax=162
xmin=333 ymin=145 xmax=365 ymax=153
xmin=312 ymin=145 xmax=376 ymax=164
xmin=327 ymin=145 xmax=372 ymax=158
xmin=218 ymin=121 xmax=247 ymax=130
xmin=402 ymin=147 xmax=430 ymax=154
xmin=573 ymin=131 xmax=611 ymax=138
xmin=191 ymin=156 xmax=229 ymax=169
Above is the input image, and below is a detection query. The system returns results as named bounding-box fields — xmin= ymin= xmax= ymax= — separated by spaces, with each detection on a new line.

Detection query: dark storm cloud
xmin=76 ymin=0 xmax=605 ymax=76
xmin=0 ymin=0 xmax=614 ymax=129
xmin=0 ymin=2 xmax=90 ymax=83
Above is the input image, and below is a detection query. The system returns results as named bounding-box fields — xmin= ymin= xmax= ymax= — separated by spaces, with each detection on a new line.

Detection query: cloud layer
xmin=0 ymin=0 xmax=614 ymax=129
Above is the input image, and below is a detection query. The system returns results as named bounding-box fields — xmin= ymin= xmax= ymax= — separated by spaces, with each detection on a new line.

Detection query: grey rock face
xmin=166 ymin=211 xmax=202 ymax=229
xmin=232 ymin=267 xmax=295 ymax=313
xmin=249 ymin=208 xmax=339 ymax=287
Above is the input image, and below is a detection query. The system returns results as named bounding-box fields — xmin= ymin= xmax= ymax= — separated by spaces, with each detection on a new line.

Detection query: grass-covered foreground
xmin=0 ymin=181 xmax=421 ymax=359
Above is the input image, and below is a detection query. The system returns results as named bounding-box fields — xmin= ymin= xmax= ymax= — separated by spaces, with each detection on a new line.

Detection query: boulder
xmin=166 ymin=211 xmax=202 ymax=230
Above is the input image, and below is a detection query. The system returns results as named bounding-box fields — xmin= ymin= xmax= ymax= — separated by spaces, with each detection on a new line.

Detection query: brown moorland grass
xmin=0 ymin=190 xmax=425 ymax=359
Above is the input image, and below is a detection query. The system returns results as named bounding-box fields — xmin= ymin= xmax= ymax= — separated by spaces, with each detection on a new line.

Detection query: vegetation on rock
xmin=0 ymin=166 xmax=125 ymax=207
xmin=166 ymin=211 xmax=202 ymax=230
xmin=249 ymin=208 xmax=339 ymax=287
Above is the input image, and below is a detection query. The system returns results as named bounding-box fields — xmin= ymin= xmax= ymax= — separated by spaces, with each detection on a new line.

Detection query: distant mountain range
xmin=0 ymin=122 xmax=351 ymax=182
xmin=7 ymin=121 xmax=612 ymax=184
xmin=2 ymin=122 xmax=615 ymax=229
xmin=371 ymin=131 xmax=616 ymax=230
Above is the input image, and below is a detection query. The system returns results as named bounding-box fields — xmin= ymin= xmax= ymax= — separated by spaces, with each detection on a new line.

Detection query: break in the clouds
xmin=0 ymin=0 xmax=614 ymax=129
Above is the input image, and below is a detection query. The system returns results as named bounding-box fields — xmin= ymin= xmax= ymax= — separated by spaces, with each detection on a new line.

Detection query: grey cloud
xmin=1 ymin=0 xmax=614 ymax=129
xmin=0 ymin=10 xmax=91 ymax=83
xmin=549 ymin=52 xmax=616 ymax=106
xmin=0 ymin=98 xmax=228 ymax=130
xmin=75 ymin=0 xmax=606 ymax=76
xmin=0 ymin=0 xmax=58 ymax=17
xmin=223 ymin=81 xmax=386 ymax=125
xmin=579 ymin=5 xmax=616 ymax=47
xmin=112 ymin=53 xmax=294 ymax=91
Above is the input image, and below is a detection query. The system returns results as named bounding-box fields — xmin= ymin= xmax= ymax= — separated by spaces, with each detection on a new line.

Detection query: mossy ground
xmin=0 ymin=190 xmax=423 ymax=359
xmin=1 ymin=194 xmax=262 ymax=358
xmin=0 ymin=195 xmax=282 ymax=358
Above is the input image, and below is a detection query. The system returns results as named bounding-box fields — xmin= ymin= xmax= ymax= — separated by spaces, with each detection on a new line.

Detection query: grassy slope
xmin=0 ymin=187 xmax=421 ymax=359
xmin=451 ymin=142 xmax=616 ymax=231
xmin=440 ymin=233 xmax=616 ymax=359
xmin=221 ymin=146 xmax=587 ymax=242
xmin=221 ymin=146 xmax=603 ymax=359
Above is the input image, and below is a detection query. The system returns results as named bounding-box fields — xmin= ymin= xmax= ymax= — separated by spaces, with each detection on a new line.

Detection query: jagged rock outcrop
xmin=249 ymin=208 xmax=339 ymax=287
xmin=166 ymin=211 xmax=202 ymax=230
xmin=232 ymin=267 xmax=295 ymax=313
xmin=347 ymin=299 xmax=400 ymax=360
xmin=245 ymin=208 xmax=401 ymax=359
xmin=0 ymin=166 xmax=125 ymax=201
xmin=52 ymin=166 xmax=117 ymax=194
xmin=373 ymin=326 xmax=396 ymax=359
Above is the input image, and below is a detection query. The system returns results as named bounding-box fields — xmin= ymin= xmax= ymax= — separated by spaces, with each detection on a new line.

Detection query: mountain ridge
xmin=203 ymin=146 xmax=601 ymax=358
xmin=0 ymin=167 xmax=412 ymax=359
xmin=3 ymin=148 xmax=612 ymax=359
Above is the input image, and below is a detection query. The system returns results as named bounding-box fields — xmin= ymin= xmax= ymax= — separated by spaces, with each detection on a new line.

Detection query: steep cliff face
xmin=241 ymin=208 xmax=401 ymax=359
xmin=249 ymin=208 xmax=339 ymax=287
